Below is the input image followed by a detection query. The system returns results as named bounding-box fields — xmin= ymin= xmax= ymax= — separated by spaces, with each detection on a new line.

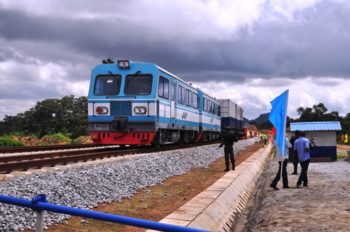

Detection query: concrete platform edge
xmin=147 ymin=144 xmax=272 ymax=232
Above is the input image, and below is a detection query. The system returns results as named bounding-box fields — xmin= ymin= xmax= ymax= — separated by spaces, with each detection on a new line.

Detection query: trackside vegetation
xmin=0 ymin=135 xmax=24 ymax=147
xmin=0 ymin=95 xmax=87 ymax=139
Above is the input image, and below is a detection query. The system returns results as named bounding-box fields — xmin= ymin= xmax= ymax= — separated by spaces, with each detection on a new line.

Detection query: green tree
xmin=0 ymin=95 xmax=88 ymax=138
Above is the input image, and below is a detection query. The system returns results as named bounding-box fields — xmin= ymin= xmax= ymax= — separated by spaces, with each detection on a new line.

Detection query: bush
xmin=337 ymin=150 xmax=347 ymax=160
xmin=12 ymin=134 xmax=40 ymax=146
xmin=0 ymin=135 xmax=24 ymax=147
xmin=39 ymin=133 xmax=71 ymax=145
xmin=72 ymin=136 xmax=92 ymax=144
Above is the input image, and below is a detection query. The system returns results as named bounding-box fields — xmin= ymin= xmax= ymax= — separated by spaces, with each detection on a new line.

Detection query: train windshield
xmin=94 ymin=75 xmax=121 ymax=95
xmin=124 ymin=74 xmax=153 ymax=95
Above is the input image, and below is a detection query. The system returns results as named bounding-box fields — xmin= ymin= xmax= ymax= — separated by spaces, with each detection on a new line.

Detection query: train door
xmin=170 ymin=82 xmax=176 ymax=121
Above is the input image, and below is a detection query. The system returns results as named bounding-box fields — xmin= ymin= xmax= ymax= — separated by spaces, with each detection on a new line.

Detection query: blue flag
xmin=269 ymin=90 xmax=289 ymax=158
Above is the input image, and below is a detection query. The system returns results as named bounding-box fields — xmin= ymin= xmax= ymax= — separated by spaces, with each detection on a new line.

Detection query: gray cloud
xmin=1 ymin=0 xmax=350 ymax=119
xmin=1 ymin=1 xmax=350 ymax=83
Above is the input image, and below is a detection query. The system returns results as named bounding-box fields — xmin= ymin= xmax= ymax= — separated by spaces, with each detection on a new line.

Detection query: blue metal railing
xmin=0 ymin=194 xmax=208 ymax=232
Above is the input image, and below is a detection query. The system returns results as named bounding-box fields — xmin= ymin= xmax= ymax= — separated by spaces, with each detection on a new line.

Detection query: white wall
xmin=305 ymin=131 xmax=336 ymax=147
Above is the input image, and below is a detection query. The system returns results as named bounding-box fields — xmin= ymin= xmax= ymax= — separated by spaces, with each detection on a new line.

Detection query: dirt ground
xmin=46 ymin=142 xmax=263 ymax=232
xmin=233 ymin=157 xmax=350 ymax=232
xmin=336 ymin=144 xmax=350 ymax=151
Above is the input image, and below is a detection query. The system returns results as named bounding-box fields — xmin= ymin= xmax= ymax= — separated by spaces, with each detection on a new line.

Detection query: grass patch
xmin=72 ymin=136 xmax=92 ymax=144
xmin=39 ymin=133 xmax=71 ymax=145
xmin=0 ymin=135 xmax=24 ymax=147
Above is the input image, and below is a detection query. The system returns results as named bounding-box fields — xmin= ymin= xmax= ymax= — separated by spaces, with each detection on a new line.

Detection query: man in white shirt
xmin=270 ymin=137 xmax=291 ymax=190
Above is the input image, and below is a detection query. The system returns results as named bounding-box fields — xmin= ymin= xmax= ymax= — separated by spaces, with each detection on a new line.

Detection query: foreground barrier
xmin=0 ymin=194 xmax=207 ymax=232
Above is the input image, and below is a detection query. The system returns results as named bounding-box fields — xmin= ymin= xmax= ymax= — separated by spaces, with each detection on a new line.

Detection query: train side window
xmin=192 ymin=93 xmax=197 ymax=108
xmin=158 ymin=77 xmax=164 ymax=98
xmin=187 ymin=90 xmax=190 ymax=106
xmin=182 ymin=87 xmax=186 ymax=105
xmin=218 ymin=105 xmax=221 ymax=116
xmin=178 ymin=86 xmax=182 ymax=104
xmin=188 ymin=90 xmax=193 ymax=106
xmin=204 ymin=98 xmax=207 ymax=112
xmin=158 ymin=76 xmax=169 ymax=99
xmin=170 ymin=83 xmax=175 ymax=101
xmin=207 ymin=100 xmax=211 ymax=113
xmin=164 ymin=78 xmax=169 ymax=99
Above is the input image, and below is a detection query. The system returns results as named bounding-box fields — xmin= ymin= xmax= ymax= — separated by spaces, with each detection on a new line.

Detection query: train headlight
xmin=117 ymin=60 xmax=130 ymax=69
xmin=96 ymin=106 xmax=109 ymax=115
xmin=134 ymin=106 xmax=147 ymax=115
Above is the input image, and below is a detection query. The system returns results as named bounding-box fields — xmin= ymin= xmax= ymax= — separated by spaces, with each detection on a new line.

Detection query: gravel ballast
xmin=0 ymin=138 xmax=258 ymax=231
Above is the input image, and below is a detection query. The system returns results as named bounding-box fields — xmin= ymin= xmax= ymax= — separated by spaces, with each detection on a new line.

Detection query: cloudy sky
xmin=1 ymin=0 xmax=350 ymax=120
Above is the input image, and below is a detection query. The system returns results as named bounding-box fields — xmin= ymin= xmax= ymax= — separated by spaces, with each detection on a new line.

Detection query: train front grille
xmin=110 ymin=101 xmax=131 ymax=116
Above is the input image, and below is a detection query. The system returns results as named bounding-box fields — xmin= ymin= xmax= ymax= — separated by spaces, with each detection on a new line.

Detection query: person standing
xmin=270 ymin=137 xmax=291 ymax=190
xmin=290 ymin=133 xmax=299 ymax=175
xmin=218 ymin=132 xmax=238 ymax=171
xmin=294 ymin=131 xmax=311 ymax=187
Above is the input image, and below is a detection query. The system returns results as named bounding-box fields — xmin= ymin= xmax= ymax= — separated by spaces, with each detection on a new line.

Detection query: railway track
xmin=0 ymin=142 xmax=217 ymax=174
xmin=0 ymin=144 xmax=100 ymax=154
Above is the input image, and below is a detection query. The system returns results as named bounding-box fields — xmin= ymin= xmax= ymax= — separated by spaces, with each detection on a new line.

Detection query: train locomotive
xmin=88 ymin=59 xmax=243 ymax=145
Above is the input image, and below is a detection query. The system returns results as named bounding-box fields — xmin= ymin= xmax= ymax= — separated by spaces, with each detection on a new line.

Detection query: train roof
xmin=94 ymin=59 xmax=219 ymax=102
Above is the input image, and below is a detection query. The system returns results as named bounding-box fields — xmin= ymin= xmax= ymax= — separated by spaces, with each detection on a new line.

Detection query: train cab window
xmin=94 ymin=75 xmax=121 ymax=96
xmin=125 ymin=74 xmax=152 ymax=95
xmin=158 ymin=76 xmax=169 ymax=99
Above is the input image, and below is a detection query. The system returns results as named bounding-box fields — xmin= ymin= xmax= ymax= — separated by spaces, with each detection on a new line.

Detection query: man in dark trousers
xmin=290 ymin=133 xmax=299 ymax=175
xmin=218 ymin=131 xmax=238 ymax=171
xmin=294 ymin=131 xmax=311 ymax=187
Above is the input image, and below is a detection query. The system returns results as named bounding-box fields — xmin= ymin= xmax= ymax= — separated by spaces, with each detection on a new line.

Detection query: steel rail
xmin=0 ymin=142 xmax=217 ymax=173
xmin=0 ymin=147 xmax=129 ymax=163
xmin=0 ymin=144 xmax=99 ymax=154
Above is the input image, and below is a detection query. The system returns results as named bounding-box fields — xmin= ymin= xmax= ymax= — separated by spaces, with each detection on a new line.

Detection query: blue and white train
xmin=87 ymin=60 xmax=221 ymax=145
